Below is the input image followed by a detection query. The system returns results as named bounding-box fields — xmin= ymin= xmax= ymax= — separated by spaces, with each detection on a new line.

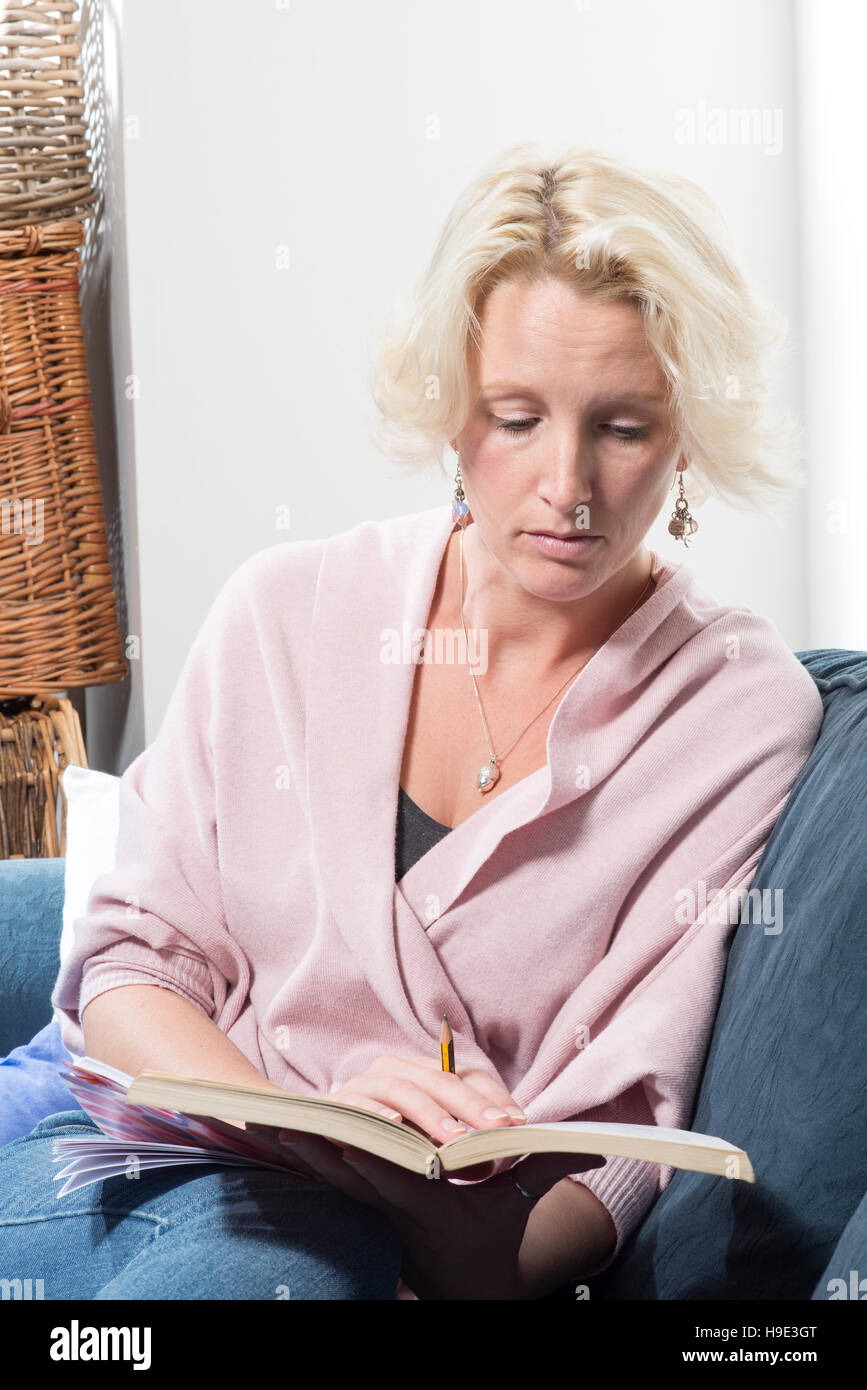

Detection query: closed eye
xmin=494 ymin=417 xmax=538 ymax=434
xmin=493 ymin=417 xmax=649 ymax=444
xmin=604 ymin=425 xmax=648 ymax=445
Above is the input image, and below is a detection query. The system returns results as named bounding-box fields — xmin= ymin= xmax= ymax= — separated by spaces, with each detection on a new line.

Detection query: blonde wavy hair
xmin=369 ymin=142 xmax=802 ymax=515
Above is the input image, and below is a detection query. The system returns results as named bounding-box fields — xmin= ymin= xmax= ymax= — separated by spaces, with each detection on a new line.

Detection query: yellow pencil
xmin=440 ymin=1014 xmax=455 ymax=1072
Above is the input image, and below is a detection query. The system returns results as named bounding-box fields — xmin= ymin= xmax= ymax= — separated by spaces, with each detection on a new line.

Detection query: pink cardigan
xmin=52 ymin=504 xmax=824 ymax=1289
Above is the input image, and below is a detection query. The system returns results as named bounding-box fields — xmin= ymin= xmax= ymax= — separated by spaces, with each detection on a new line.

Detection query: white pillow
xmin=56 ymin=765 xmax=122 ymax=1019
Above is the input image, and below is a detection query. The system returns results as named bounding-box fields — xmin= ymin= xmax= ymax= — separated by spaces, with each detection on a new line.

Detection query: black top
xmin=395 ymin=784 xmax=453 ymax=882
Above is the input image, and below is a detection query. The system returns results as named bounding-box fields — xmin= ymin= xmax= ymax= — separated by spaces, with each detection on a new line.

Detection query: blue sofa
xmin=1 ymin=647 xmax=866 ymax=1300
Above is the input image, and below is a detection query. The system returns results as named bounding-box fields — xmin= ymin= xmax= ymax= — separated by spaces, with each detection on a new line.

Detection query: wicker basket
xmin=0 ymin=1 xmax=97 ymax=229
xmin=0 ymin=691 xmax=86 ymax=856
xmin=0 ymin=217 xmax=127 ymax=695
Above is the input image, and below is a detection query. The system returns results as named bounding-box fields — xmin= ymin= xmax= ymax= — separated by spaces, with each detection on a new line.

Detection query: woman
xmin=0 ymin=144 xmax=823 ymax=1300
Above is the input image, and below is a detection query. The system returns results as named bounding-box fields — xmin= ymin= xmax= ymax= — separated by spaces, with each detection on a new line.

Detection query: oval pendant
xmin=478 ymin=761 xmax=500 ymax=793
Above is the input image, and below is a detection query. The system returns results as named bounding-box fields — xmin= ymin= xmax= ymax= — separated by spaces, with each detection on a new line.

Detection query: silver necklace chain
xmin=457 ymin=522 xmax=655 ymax=792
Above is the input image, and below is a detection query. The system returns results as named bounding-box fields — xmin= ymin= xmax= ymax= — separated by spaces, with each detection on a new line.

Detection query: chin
xmin=515 ymin=563 xmax=598 ymax=601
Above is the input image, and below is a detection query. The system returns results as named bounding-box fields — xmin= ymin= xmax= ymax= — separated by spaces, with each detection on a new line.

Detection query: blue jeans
xmin=0 ymin=1110 xmax=404 ymax=1299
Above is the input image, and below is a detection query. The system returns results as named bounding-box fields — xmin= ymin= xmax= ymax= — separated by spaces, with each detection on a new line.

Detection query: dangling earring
xmin=668 ymin=465 xmax=698 ymax=548
xmin=452 ymin=456 xmax=469 ymax=527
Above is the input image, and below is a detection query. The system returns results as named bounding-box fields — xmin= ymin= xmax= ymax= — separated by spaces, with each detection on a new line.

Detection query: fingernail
xmin=377 ymin=1107 xmax=402 ymax=1120
xmin=441 ymin=1117 xmax=468 ymax=1133
xmin=482 ymin=1107 xmax=509 ymax=1120
xmin=505 ymin=1106 xmax=527 ymax=1121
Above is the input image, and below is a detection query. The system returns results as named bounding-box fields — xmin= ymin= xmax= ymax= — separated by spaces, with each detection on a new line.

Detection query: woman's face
xmin=452 ymin=274 xmax=684 ymax=603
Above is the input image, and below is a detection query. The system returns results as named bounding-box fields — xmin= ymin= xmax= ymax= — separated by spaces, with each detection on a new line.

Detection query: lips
xmin=526 ymin=530 xmax=599 ymax=540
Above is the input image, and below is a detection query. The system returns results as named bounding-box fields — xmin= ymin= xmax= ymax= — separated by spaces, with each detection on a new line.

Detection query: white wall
xmin=90 ymin=0 xmax=812 ymax=763
xmin=795 ymin=0 xmax=867 ymax=651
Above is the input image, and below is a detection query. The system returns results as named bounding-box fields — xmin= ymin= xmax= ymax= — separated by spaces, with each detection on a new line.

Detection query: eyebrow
xmin=478 ymin=382 xmax=667 ymax=404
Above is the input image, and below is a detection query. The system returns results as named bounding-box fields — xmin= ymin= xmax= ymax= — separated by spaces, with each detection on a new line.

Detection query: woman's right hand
xmin=306 ymin=1053 xmax=528 ymax=1146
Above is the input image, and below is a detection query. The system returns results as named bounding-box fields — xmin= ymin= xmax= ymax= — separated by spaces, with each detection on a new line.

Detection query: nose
xmin=537 ymin=431 xmax=592 ymax=515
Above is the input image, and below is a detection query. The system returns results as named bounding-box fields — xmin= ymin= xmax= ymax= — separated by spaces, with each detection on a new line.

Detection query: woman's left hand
xmin=270 ymin=1129 xmax=605 ymax=1300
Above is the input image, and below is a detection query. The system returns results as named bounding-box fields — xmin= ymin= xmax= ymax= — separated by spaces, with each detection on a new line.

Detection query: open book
xmin=52 ymin=1056 xmax=755 ymax=1197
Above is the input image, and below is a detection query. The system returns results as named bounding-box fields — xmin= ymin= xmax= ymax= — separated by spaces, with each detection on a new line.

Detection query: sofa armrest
xmin=0 ymin=859 xmax=65 ymax=1056
xmin=812 ymin=1189 xmax=867 ymax=1299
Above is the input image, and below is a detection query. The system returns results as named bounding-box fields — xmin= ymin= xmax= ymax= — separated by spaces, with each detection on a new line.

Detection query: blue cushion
xmin=0 ymin=858 xmax=74 ymax=1146
xmin=0 ymin=1020 xmax=73 ymax=1149
xmin=589 ymin=648 xmax=867 ymax=1300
